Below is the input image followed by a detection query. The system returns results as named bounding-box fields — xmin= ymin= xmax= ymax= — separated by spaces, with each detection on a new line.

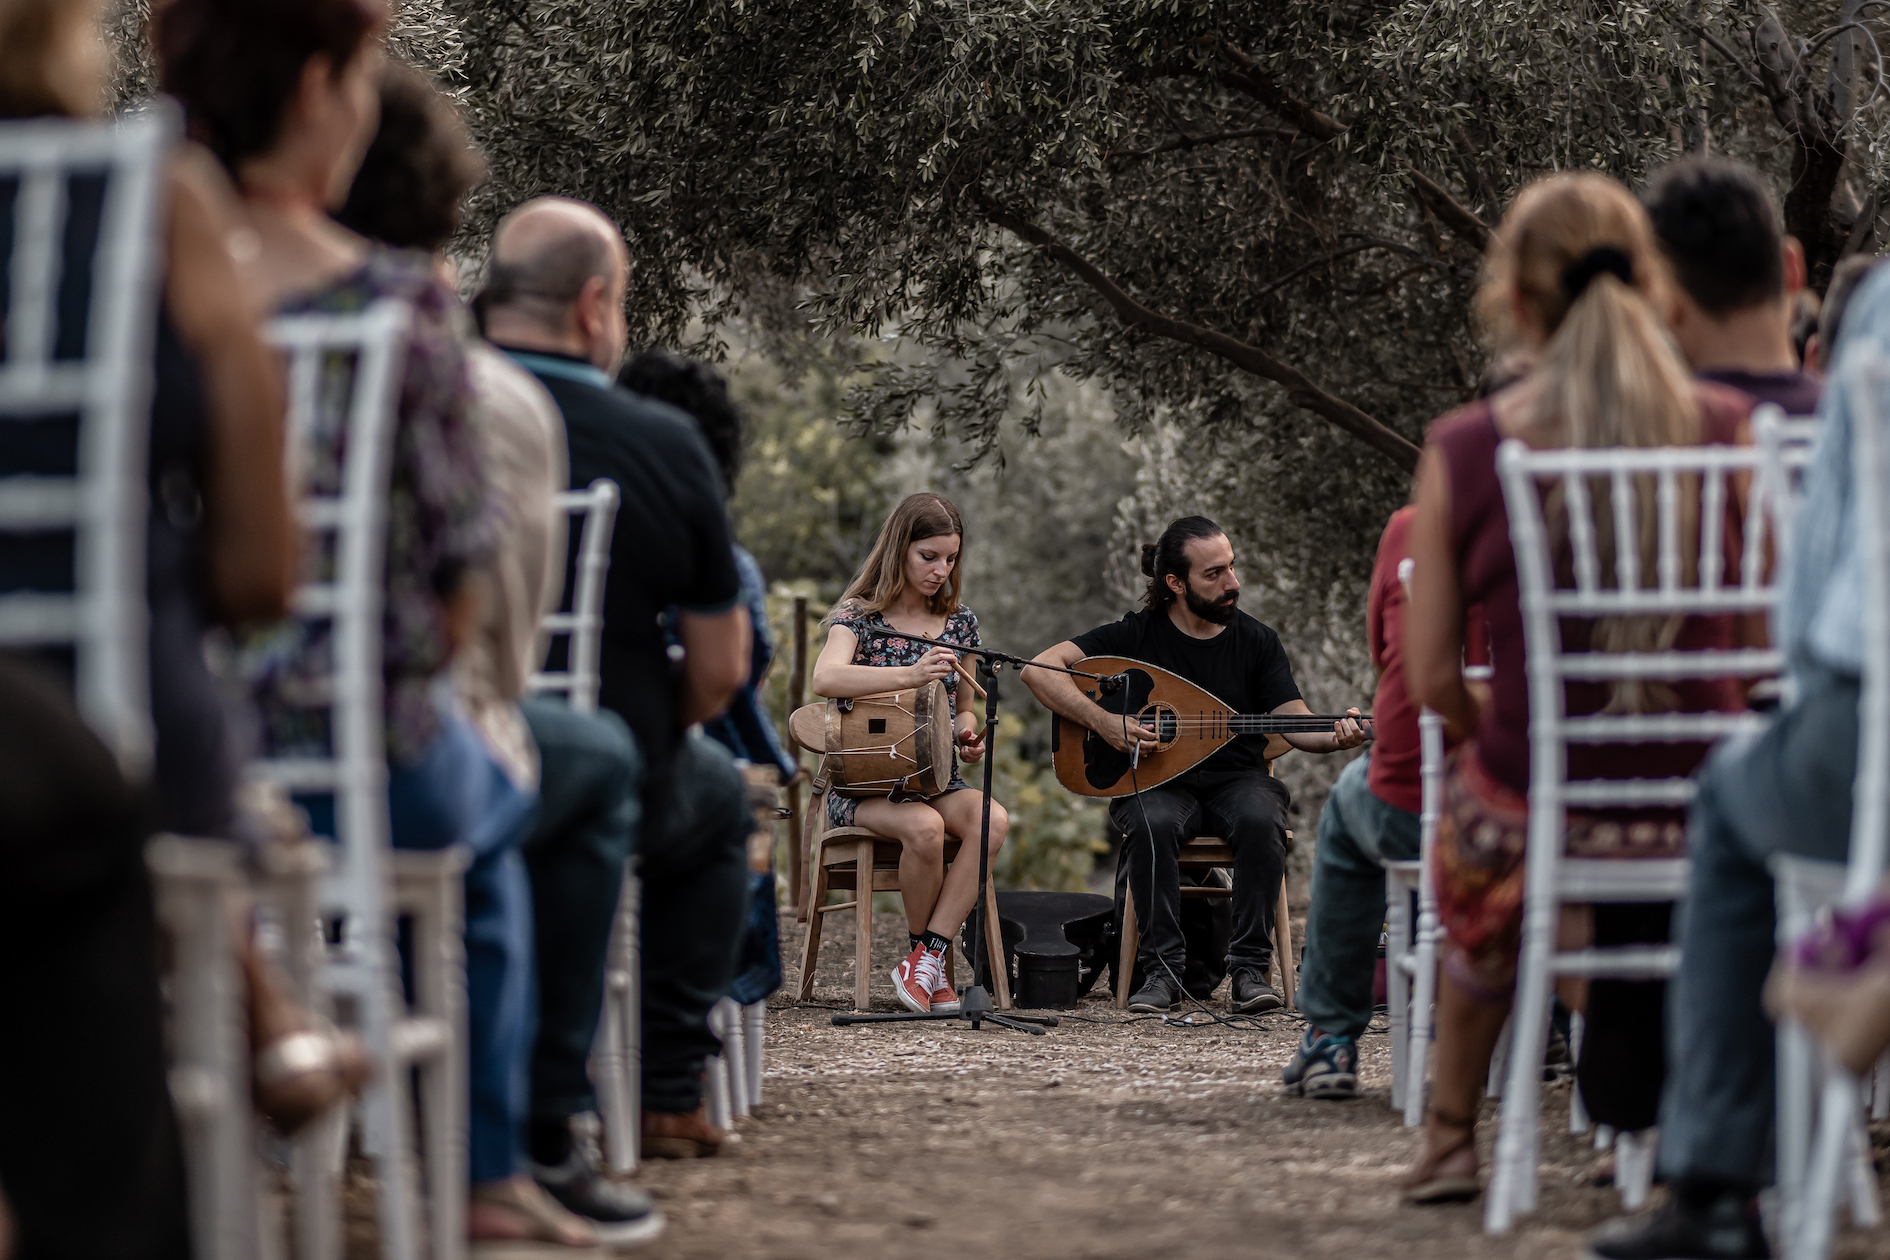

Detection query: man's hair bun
xmin=1140 ymin=542 xmax=1159 ymax=576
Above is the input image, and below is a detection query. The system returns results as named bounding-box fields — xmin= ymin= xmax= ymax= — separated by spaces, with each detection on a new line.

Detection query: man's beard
xmin=1184 ymin=585 xmax=1238 ymax=625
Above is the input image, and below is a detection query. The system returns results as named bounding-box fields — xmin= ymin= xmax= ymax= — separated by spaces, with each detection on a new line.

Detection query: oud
xmin=1050 ymin=656 xmax=1369 ymax=797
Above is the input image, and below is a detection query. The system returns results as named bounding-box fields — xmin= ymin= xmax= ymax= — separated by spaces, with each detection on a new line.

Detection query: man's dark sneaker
xmin=1126 ymin=975 xmax=1181 ymax=1013
xmin=1583 ymin=1195 xmax=1770 ymax=1260
xmin=1281 ymin=1027 xmax=1359 ymax=1099
xmin=531 ymin=1144 xmax=665 ymax=1246
xmin=1230 ymin=968 xmax=1284 ymax=1014
xmin=1544 ymin=1022 xmax=1572 ymax=1079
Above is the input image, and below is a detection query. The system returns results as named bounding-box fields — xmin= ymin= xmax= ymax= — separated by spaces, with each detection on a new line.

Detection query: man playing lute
xmin=1025 ymin=516 xmax=1367 ymax=1014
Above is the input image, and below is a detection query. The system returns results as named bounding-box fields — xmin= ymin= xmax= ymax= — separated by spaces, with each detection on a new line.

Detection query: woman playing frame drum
xmin=811 ymin=492 xmax=1010 ymax=1013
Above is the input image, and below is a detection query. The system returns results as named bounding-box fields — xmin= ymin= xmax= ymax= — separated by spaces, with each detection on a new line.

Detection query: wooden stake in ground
xmin=789 ymin=594 xmax=809 ymax=920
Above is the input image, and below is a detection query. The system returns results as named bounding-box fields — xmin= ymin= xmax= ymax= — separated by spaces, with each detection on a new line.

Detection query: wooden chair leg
xmin=854 ymin=846 xmax=873 ymax=1012
xmin=1276 ymin=879 xmax=1296 ymax=1010
xmin=1115 ymin=891 xmax=1138 ymax=1009
xmin=982 ymin=877 xmax=1012 ymax=1010
xmin=797 ymin=861 xmax=828 ymax=1001
xmin=944 ymin=944 xmax=956 ymax=991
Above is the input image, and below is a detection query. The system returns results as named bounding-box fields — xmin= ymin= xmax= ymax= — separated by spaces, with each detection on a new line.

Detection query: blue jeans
xmin=1295 ymin=753 xmax=1420 ymax=1039
xmin=305 ymin=715 xmax=538 ymax=1184
xmin=1656 ymin=666 xmax=1858 ymax=1190
xmin=518 ymin=699 xmax=640 ymax=1127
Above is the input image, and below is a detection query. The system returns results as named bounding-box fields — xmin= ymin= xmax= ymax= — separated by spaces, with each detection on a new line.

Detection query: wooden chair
xmin=795 ymin=772 xmax=1012 ymax=1011
xmin=1111 ymin=833 xmax=1297 ymax=1010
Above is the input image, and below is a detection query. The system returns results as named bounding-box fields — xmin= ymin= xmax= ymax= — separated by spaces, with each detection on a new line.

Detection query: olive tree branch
xmin=975 ymin=193 xmax=1421 ymax=472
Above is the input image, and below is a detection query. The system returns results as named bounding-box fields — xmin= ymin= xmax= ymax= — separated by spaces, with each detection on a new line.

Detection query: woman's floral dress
xmin=825 ymin=603 xmax=980 ymax=828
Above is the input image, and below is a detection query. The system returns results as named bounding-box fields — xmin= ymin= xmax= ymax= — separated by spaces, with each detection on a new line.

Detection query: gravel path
xmin=614 ymin=911 xmax=1890 ymax=1260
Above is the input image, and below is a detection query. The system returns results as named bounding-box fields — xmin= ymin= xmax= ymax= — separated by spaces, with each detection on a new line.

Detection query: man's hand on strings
xmin=1095 ymin=712 xmax=1160 ymax=756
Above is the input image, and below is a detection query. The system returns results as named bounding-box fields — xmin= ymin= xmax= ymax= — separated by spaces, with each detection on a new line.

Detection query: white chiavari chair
xmin=0 ymin=108 xmax=167 ymax=768
xmin=1385 ymin=558 xmax=1490 ymax=1127
xmin=0 ymin=106 xmax=298 ymax=1260
xmin=1484 ymin=439 xmax=1782 ymax=1233
xmin=528 ymin=480 xmax=649 ymax=1171
xmin=1772 ymin=356 xmax=1890 ymax=1260
xmin=253 ymin=301 xmax=467 ymax=1260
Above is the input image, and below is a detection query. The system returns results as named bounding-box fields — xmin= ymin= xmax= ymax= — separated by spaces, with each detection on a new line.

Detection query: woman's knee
xmin=903 ymin=808 xmax=948 ymax=859
xmin=984 ymin=801 xmax=1010 ymax=849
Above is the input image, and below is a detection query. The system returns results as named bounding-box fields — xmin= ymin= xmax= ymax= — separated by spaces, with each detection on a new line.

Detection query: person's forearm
xmin=1024 ymin=664 xmax=1119 ymax=735
xmin=811 ymin=660 xmax=922 ymax=698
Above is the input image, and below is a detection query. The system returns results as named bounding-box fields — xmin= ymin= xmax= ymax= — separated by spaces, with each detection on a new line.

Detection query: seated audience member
xmin=156 ymin=0 xmax=595 ymax=1244
xmin=1 ymin=5 xmax=362 ymax=1250
xmin=615 ymin=351 xmax=793 ymax=1013
xmin=335 ymin=65 xmax=659 ymax=1243
xmin=1585 ymin=269 xmax=1890 ymax=1260
xmin=1806 ymin=253 xmax=1880 ymax=377
xmin=1644 ymin=158 xmax=1820 ymax=413
xmin=615 ymin=350 xmax=799 ymax=787
xmin=1283 ymin=505 xmax=1472 ymax=1097
xmin=1400 ymin=172 xmax=1755 ymax=1205
xmin=481 ymin=198 xmax=753 ymax=1158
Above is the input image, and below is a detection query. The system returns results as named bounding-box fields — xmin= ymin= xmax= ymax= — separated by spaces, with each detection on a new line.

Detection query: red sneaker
xmin=929 ymin=967 xmax=961 ymax=1015
xmin=891 ymin=944 xmax=934 ymax=1013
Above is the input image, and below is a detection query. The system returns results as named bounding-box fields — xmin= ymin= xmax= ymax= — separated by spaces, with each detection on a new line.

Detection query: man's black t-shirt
xmin=1070 ymin=607 xmax=1302 ymax=777
xmin=508 ymin=350 xmax=741 ymax=769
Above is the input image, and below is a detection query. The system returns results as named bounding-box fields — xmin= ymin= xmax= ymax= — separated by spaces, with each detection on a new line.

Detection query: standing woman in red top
xmin=1399 ymin=172 xmax=1752 ymax=1202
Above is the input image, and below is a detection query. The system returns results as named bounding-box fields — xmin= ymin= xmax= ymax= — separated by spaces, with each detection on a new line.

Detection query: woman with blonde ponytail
xmin=1397 ymin=173 xmax=1755 ymax=1203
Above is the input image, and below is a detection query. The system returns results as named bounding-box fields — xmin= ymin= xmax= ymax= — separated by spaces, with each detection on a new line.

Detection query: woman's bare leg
xmin=1420 ymin=968 xmax=1513 ymax=1159
xmin=926 ymin=790 xmax=1009 ymax=936
xmin=852 ymin=797 xmax=948 ymax=934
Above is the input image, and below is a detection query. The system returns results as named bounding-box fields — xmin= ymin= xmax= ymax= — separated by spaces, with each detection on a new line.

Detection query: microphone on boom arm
xmin=1096 ymin=672 xmax=1129 ymax=695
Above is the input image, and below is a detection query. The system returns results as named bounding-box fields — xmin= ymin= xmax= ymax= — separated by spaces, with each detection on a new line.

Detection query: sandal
xmin=468 ymin=1178 xmax=598 ymax=1248
xmin=1400 ymin=1108 xmax=1481 ymax=1204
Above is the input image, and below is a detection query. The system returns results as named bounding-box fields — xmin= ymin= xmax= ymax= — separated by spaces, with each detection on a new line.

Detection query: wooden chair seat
xmin=1114 ymin=833 xmax=1297 ymax=1009
xmin=798 ymin=811 xmax=1013 ymax=1012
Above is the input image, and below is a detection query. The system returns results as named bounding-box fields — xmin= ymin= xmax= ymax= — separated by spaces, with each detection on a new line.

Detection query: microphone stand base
xmin=828 ymin=985 xmax=1058 ymax=1034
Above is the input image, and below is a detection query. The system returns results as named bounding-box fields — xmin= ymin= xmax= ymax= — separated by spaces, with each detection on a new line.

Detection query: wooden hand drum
xmin=788 ymin=680 xmax=956 ymax=797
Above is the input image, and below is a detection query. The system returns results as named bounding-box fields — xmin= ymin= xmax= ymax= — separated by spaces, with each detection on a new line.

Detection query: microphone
xmin=1097 ymin=672 xmax=1130 ymax=695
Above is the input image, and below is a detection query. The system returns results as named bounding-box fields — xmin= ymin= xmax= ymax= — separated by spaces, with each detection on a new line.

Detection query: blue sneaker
xmin=1280 ymin=1027 xmax=1358 ymax=1099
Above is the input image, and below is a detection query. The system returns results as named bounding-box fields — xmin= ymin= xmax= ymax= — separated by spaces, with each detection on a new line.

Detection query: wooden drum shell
xmin=788 ymin=680 xmax=956 ymax=798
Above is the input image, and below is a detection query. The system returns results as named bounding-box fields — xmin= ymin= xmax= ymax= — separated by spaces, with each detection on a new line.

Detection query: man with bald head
xmin=485 ymin=197 xmax=752 ymax=1159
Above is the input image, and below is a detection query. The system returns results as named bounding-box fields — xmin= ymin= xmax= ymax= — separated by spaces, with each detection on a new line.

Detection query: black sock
xmin=909 ymin=933 xmax=924 ymax=953
xmin=529 ymin=1116 xmax=574 ymax=1168
xmin=920 ymin=930 xmax=952 ymax=955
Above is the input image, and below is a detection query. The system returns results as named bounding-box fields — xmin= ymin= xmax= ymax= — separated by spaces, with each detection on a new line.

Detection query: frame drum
xmin=788 ymin=680 xmax=956 ymax=797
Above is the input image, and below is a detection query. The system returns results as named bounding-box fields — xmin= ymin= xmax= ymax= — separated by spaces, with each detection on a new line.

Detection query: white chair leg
xmin=1486 ymin=955 xmax=1554 ymax=1232
xmin=1791 ymin=1071 xmax=1862 ymax=1260
xmin=1615 ymin=1128 xmax=1655 ymax=1211
xmin=744 ymin=1003 xmax=766 ymax=1107
xmin=706 ymin=1049 xmax=733 ymax=1131
xmin=592 ymin=869 xmax=637 ymax=1174
xmin=1568 ymin=1012 xmax=1590 ymax=1135
xmin=718 ymin=999 xmax=750 ymax=1118
xmin=1778 ymin=1019 xmax=1817 ymax=1248
xmin=1403 ymin=913 xmax=1438 ymax=1128
xmin=1386 ymin=874 xmax=1411 ymax=1117
xmin=1594 ymin=1122 xmax=1615 ymax=1151
xmin=148 ymin=838 xmax=264 ymax=1260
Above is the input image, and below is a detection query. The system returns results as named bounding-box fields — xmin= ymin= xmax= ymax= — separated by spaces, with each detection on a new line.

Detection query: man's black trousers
xmin=1109 ymin=770 xmax=1292 ymax=983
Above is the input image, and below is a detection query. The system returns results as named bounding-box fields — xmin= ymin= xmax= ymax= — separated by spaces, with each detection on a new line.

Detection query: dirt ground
xmin=606 ymin=907 xmax=1890 ymax=1260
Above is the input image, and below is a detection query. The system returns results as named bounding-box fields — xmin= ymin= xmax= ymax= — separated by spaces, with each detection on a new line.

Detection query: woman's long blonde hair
xmin=833 ymin=492 xmax=965 ymax=620
xmin=1480 ymin=172 xmax=1703 ymax=712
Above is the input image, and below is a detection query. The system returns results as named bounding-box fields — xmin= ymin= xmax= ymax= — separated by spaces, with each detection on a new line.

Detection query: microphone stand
xmin=829 ymin=631 xmax=1124 ymax=1035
